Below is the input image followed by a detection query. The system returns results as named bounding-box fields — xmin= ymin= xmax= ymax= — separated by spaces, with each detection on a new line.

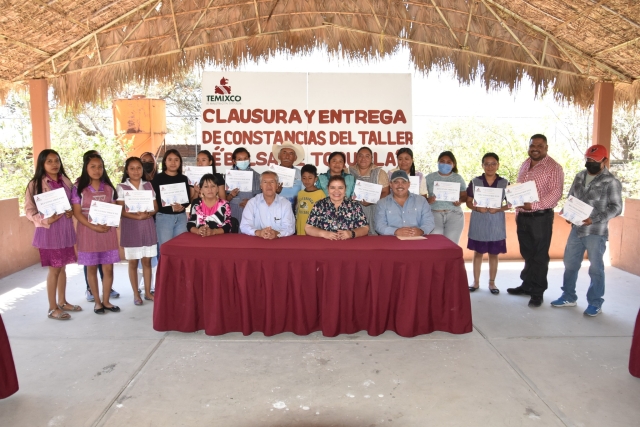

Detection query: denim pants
xmin=561 ymin=227 xmax=607 ymax=308
xmin=431 ymin=210 xmax=465 ymax=244
xmin=516 ymin=210 xmax=554 ymax=297
xmin=156 ymin=212 xmax=188 ymax=259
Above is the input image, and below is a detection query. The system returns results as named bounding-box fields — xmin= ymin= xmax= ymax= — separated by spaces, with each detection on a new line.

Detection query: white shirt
xmin=239 ymin=193 xmax=295 ymax=237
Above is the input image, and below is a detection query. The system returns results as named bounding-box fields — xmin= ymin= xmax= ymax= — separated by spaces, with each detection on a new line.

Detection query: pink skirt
xmin=39 ymin=247 xmax=76 ymax=268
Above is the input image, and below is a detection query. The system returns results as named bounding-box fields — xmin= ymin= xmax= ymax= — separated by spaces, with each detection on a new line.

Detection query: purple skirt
xmin=467 ymin=238 xmax=507 ymax=255
xmin=77 ymin=250 xmax=120 ymax=266
xmin=39 ymin=247 xmax=76 ymax=268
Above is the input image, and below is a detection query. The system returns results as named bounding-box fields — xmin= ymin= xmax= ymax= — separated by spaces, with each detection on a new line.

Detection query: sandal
xmin=103 ymin=305 xmax=120 ymax=312
xmin=469 ymin=282 xmax=479 ymax=292
xmin=144 ymin=295 xmax=154 ymax=301
xmin=58 ymin=302 xmax=83 ymax=312
xmin=48 ymin=309 xmax=71 ymax=320
xmin=489 ymin=280 xmax=500 ymax=295
xmin=94 ymin=304 xmax=105 ymax=314
xmin=134 ymin=298 xmax=143 ymax=306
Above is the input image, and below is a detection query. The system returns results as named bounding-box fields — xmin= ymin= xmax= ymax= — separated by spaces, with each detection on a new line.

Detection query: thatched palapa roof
xmin=1 ymin=0 xmax=640 ymax=110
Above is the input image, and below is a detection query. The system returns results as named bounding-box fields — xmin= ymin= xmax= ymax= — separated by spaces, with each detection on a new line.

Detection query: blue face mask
xmin=438 ymin=162 xmax=453 ymax=174
xmin=236 ymin=160 xmax=250 ymax=170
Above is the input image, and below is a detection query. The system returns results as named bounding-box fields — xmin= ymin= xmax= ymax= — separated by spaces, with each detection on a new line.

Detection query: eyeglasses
xmin=483 ymin=162 xmax=498 ymax=167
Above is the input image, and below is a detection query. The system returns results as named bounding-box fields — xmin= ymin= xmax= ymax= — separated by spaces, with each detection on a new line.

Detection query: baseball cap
xmin=585 ymin=144 xmax=608 ymax=162
xmin=390 ymin=170 xmax=410 ymax=182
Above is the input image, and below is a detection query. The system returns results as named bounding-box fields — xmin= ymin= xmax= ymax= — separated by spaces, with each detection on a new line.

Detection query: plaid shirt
xmin=566 ymin=168 xmax=622 ymax=237
xmin=516 ymin=155 xmax=564 ymax=213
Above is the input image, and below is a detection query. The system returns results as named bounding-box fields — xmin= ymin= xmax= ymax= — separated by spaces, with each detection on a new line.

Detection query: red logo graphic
xmin=215 ymin=77 xmax=231 ymax=95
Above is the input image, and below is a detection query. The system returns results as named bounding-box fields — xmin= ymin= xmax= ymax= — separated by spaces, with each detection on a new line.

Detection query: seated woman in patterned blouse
xmin=187 ymin=174 xmax=232 ymax=236
xmin=305 ymin=175 xmax=369 ymax=240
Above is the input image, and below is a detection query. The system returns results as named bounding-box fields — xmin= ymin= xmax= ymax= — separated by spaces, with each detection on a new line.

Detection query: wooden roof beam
xmin=31 ymin=0 xmax=90 ymax=30
xmin=182 ymin=0 xmax=217 ymax=48
xmin=102 ymin=0 xmax=163 ymax=65
xmin=481 ymin=0 xmax=539 ymax=65
xmin=462 ymin=1 xmax=478 ymax=49
xmin=169 ymin=0 xmax=182 ymax=49
xmin=0 ymin=34 xmax=50 ymax=57
xmin=595 ymin=36 xmax=640 ymax=57
xmin=13 ymin=0 xmax=162 ymax=82
xmin=430 ymin=0 xmax=462 ymax=47
xmin=483 ymin=0 xmax=631 ymax=82
xmin=253 ymin=0 xmax=263 ymax=34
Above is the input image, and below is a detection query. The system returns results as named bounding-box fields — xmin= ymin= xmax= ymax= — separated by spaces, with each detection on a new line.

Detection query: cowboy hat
xmin=272 ymin=140 xmax=305 ymax=165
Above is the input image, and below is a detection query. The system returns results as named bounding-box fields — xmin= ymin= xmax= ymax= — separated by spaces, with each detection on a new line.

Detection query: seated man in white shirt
xmin=240 ymin=171 xmax=295 ymax=239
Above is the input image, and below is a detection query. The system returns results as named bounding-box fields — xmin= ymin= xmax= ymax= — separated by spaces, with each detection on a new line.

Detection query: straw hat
xmin=272 ymin=141 xmax=305 ymax=165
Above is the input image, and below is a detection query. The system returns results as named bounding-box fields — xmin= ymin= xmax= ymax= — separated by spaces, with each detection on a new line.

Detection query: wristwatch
xmin=351 ymin=230 xmax=356 ymax=239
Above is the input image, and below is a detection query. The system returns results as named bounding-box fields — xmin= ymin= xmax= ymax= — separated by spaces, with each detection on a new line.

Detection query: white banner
xmin=200 ymin=72 xmax=413 ymax=173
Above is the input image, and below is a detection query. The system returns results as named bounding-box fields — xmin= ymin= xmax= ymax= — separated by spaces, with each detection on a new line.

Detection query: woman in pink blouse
xmin=187 ymin=174 xmax=233 ymax=236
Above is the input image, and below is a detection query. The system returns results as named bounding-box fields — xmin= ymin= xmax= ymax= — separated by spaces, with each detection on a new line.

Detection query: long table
xmin=153 ymin=233 xmax=472 ymax=337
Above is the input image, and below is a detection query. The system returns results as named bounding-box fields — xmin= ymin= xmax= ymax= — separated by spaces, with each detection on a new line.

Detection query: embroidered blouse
xmin=187 ymin=198 xmax=232 ymax=233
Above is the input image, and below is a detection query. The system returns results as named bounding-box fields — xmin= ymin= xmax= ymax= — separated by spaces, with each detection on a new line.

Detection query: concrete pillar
xmin=592 ymin=81 xmax=614 ymax=163
xmin=28 ymin=79 xmax=51 ymax=167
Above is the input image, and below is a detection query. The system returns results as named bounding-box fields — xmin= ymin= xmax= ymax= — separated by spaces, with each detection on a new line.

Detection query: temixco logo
xmin=206 ymin=77 xmax=242 ymax=103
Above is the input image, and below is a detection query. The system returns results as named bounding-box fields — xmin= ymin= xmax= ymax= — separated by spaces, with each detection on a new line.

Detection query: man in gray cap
xmin=375 ymin=170 xmax=435 ymax=237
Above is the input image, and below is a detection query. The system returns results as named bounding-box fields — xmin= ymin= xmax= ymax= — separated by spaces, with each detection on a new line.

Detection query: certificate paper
xmin=34 ymin=188 xmax=71 ymax=219
xmin=268 ymin=164 xmax=296 ymax=188
xmin=123 ymin=190 xmax=155 ymax=213
xmin=159 ymin=183 xmax=189 ymax=206
xmin=473 ymin=187 xmax=504 ymax=209
xmin=505 ymin=181 xmax=539 ymax=207
xmin=433 ymin=181 xmax=460 ymax=202
xmin=353 ymin=180 xmax=383 ymax=204
xmin=184 ymin=166 xmax=213 ymax=186
xmin=225 ymin=170 xmax=254 ymax=192
xmin=409 ymin=176 xmax=420 ymax=195
xmin=88 ymin=201 xmax=122 ymax=227
xmin=560 ymin=196 xmax=594 ymax=226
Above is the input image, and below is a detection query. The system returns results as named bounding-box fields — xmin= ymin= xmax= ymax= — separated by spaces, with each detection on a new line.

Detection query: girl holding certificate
xmin=425 ymin=151 xmax=468 ymax=244
xmin=387 ymin=148 xmax=428 ymax=196
xmin=465 ymin=153 xmax=510 ymax=294
xmin=116 ymin=157 xmax=159 ymax=305
xmin=152 ymin=149 xmax=191 ymax=252
xmin=71 ymin=153 xmax=121 ymax=314
xmin=25 ymin=149 xmax=79 ymax=320
xmin=195 ymin=150 xmax=226 ymax=201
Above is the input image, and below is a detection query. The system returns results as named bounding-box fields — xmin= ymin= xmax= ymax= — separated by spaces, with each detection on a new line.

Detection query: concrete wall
xmin=458 ymin=212 xmax=572 ymax=261
xmin=0 ymin=198 xmax=40 ymax=278
xmin=609 ymin=198 xmax=640 ymax=276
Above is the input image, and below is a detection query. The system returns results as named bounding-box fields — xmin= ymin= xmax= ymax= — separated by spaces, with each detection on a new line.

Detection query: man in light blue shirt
xmin=240 ymin=171 xmax=295 ymax=238
xmin=273 ymin=141 xmax=304 ymax=212
xmin=375 ymin=170 xmax=435 ymax=237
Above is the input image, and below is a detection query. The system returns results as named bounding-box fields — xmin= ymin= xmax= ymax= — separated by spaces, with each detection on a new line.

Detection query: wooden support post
xmin=28 ymin=79 xmax=51 ymax=167
xmin=592 ymin=81 xmax=614 ymax=165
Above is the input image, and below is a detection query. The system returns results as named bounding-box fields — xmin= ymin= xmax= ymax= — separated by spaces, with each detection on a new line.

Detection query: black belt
xmin=519 ymin=208 xmax=553 ymax=217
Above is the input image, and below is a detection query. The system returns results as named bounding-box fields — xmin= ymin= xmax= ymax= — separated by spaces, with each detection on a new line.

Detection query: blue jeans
xmin=156 ymin=213 xmax=188 ymax=259
xmin=561 ymin=228 xmax=607 ymax=308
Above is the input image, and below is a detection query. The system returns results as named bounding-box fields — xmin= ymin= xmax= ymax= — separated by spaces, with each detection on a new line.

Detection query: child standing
xmin=116 ymin=157 xmax=159 ymax=305
xmin=25 ymin=149 xmax=80 ymax=320
xmin=71 ymin=153 xmax=121 ymax=314
xmin=296 ymin=165 xmax=326 ymax=235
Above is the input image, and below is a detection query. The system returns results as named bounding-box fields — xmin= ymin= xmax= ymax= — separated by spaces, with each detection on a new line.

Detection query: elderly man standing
xmin=273 ymin=141 xmax=305 ymax=212
xmin=550 ymin=145 xmax=622 ymax=316
xmin=507 ymin=134 xmax=564 ymax=308
xmin=375 ymin=171 xmax=435 ymax=237
xmin=240 ymin=171 xmax=295 ymax=239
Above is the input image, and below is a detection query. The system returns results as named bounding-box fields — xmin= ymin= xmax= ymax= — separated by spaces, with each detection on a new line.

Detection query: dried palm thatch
xmin=1 ymin=0 xmax=640 ymax=111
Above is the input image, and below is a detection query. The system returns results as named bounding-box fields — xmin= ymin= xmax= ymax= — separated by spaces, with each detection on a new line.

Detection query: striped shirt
xmin=566 ymin=168 xmax=622 ymax=237
xmin=516 ymin=155 xmax=564 ymax=213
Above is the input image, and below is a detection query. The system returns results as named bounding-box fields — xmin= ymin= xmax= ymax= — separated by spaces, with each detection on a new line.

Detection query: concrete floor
xmin=0 ymin=259 xmax=639 ymax=427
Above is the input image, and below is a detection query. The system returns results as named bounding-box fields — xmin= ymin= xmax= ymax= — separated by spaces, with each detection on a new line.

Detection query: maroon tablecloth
xmin=0 ymin=314 xmax=19 ymax=399
xmin=153 ymin=234 xmax=472 ymax=337
xmin=630 ymin=308 xmax=640 ymax=378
